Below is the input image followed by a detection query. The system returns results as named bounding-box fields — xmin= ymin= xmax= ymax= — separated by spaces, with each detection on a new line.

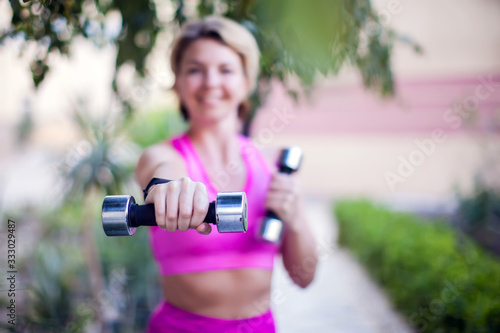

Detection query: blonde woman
xmin=136 ymin=16 xmax=317 ymax=332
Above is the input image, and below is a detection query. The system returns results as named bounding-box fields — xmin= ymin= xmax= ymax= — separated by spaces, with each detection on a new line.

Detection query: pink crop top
xmin=148 ymin=133 xmax=280 ymax=276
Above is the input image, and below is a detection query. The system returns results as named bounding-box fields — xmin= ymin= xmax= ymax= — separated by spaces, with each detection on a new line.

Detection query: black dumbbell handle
xmin=278 ymin=166 xmax=295 ymax=175
xmin=264 ymin=209 xmax=280 ymax=220
xmin=264 ymin=164 xmax=295 ymax=219
xmin=129 ymin=201 xmax=216 ymax=228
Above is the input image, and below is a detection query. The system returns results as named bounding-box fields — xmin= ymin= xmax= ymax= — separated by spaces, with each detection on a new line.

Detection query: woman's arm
xmin=264 ymin=162 xmax=318 ymax=288
xmin=279 ymin=197 xmax=317 ymax=288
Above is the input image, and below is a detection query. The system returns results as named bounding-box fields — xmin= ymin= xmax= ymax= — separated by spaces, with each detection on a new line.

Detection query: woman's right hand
xmin=144 ymin=177 xmax=212 ymax=235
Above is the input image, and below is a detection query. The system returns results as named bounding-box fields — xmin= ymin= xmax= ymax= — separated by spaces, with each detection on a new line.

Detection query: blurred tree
xmin=1 ymin=0 xmax=420 ymax=133
xmin=15 ymin=99 xmax=34 ymax=146
xmin=55 ymin=100 xmax=138 ymax=331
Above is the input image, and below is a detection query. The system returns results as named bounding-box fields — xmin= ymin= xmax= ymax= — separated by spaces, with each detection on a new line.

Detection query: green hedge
xmin=334 ymin=200 xmax=500 ymax=333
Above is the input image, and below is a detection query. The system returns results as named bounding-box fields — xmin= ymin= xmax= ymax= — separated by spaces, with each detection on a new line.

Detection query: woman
xmin=135 ymin=16 xmax=317 ymax=332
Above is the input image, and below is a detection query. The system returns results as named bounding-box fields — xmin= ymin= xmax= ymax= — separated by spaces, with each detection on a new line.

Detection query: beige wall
xmin=0 ymin=1 xmax=499 ymax=206
xmin=256 ymin=133 xmax=499 ymax=200
xmin=373 ymin=0 xmax=500 ymax=78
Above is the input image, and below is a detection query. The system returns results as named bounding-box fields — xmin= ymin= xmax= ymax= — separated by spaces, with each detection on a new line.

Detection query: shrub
xmin=2 ymin=202 xmax=160 ymax=333
xmin=334 ymin=199 xmax=500 ymax=333
xmin=453 ymin=178 xmax=500 ymax=257
xmin=126 ymin=109 xmax=186 ymax=149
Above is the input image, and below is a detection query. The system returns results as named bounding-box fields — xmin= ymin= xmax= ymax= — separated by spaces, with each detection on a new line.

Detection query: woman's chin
xmin=190 ymin=107 xmax=236 ymax=124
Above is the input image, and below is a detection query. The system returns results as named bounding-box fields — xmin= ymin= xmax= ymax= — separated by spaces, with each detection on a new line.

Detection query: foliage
xmin=59 ymin=102 xmax=139 ymax=201
xmin=125 ymin=108 xmax=186 ymax=148
xmin=0 ymin=201 xmax=159 ymax=332
xmin=0 ymin=204 xmax=92 ymax=332
xmin=15 ymin=101 xmax=34 ymax=146
xmin=3 ymin=0 xmax=157 ymax=88
xmin=21 ymin=101 xmax=154 ymax=331
xmin=1 ymin=0 xmax=420 ymax=131
xmin=334 ymin=199 xmax=500 ymax=333
xmin=456 ymin=178 xmax=500 ymax=230
xmin=452 ymin=137 xmax=500 ymax=257
xmin=453 ymin=177 xmax=500 ymax=257
xmin=96 ymin=221 xmax=161 ymax=332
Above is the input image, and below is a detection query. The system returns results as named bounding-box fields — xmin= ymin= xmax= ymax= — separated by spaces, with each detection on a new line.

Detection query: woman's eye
xmin=221 ymin=68 xmax=232 ymax=74
xmin=187 ymin=68 xmax=200 ymax=74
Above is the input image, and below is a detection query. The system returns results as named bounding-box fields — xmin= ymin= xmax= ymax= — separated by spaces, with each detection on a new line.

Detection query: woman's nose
xmin=203 ymin=69 xmax=221 ymax=88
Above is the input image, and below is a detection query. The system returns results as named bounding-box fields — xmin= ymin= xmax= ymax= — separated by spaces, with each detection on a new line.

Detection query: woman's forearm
xmin=280 ymin=209 xmax=318 ymax=288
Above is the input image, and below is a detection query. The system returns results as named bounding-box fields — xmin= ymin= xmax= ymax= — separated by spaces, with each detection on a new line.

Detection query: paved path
xmin=272 ymin=196 xmax=414 ymax=333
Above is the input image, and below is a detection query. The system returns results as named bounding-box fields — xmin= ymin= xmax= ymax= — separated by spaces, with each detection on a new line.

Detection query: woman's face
xmin=175 ymin=38 xmax=249 ymax=124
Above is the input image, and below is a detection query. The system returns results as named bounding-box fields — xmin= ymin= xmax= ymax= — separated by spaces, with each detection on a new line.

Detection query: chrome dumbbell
xmin=259 ymin=147 xmax=302 ymax=243
xmin=102 ymin=192 xmax=248 ymax=236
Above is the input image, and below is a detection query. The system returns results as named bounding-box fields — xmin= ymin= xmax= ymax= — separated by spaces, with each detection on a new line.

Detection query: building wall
xmin=252 ymin=0 xmax=500 ymax=201
xmin=0 ymin=1 xmax=499 ymax=204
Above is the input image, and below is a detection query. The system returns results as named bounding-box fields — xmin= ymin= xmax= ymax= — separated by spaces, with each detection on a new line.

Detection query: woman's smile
xmin=197 ymin=95 xmax=224 ymax=107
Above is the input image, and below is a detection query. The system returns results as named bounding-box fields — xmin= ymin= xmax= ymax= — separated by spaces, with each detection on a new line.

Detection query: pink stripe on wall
xmin=252 ymin=74 xmax=500 ymax=135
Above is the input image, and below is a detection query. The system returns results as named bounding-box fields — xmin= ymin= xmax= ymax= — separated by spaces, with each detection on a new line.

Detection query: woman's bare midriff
xmin=161 ymin=268 xmax=273 ymax=319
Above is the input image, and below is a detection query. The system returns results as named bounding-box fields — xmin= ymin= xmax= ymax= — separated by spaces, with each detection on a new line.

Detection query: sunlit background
xmin=0 ymin=0 xmax=499 ymax=332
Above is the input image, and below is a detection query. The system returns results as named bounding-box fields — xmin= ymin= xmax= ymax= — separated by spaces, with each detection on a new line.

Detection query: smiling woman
xmin=133 ymin=16 xmax=318 ymax=333
xmin=174 ymin=38 xmax=249 ymax=125
xmin=170 ymin=16 xmax=260 ymax=123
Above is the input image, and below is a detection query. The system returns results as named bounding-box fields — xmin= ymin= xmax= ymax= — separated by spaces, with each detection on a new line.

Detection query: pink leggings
xmin=146 ymin=301 xmax=276 ymax=333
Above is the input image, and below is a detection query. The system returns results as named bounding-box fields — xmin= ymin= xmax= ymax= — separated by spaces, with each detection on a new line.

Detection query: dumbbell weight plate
xmin=260 ymin=216 xmax=283 ymax=243
xmin=102 ymin=195 xmax=137 ymax=236
xmin=216 ymin=192 xmax=248 ymax=232
xmin=279 ymin=146 xmax=302 ymax=172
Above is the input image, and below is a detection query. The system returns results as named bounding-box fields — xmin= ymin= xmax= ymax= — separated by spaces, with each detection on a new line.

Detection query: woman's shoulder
xmin=135 ymin=137 xmax=186 ymax=187
xmin=140 ymin=138 xmax=180 ymax=163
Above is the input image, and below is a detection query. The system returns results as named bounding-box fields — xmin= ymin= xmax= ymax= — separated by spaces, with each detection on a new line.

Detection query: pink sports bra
xmin=148 ymin=133 xmax=280 ymax=276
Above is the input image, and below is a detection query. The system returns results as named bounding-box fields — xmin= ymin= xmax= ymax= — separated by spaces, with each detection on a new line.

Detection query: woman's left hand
xmin=265 ymin=172 xmax=304 ymax=231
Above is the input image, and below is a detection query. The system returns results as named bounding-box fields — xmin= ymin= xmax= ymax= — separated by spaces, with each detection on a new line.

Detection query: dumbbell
xmin=260 ymin=147 xmax=303 ymax=243
xmin=102 ymin=192 xmax=248 ymax=236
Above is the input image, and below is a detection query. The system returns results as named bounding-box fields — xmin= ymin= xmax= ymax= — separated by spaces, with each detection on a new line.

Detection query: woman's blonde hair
xmin=170 ymin=16 xmax=260 ymax=121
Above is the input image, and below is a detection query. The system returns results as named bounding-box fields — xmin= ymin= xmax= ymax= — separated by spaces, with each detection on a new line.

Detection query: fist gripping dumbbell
xmin=102 ymin=190 xmax=248 ymax=236
xmin=260 ymin=147 xmax=303 ymax=243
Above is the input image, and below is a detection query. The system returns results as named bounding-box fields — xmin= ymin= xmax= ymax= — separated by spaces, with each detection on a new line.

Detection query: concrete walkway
xmin=272 ymin=196 xmax=414 ymax=333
